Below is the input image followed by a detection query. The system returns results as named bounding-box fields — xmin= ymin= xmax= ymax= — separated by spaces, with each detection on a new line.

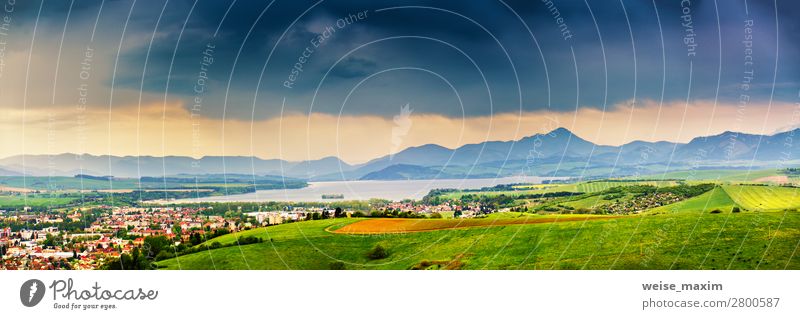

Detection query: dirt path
xmin=0 ymin=186 xmax=35 ymax=193
xmin=753 ymin=175 xmax=790 ymax=184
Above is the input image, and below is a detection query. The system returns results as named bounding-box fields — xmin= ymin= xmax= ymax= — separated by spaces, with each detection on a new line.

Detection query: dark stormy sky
xmin=1 ymin=0 xmax=798 ymax=161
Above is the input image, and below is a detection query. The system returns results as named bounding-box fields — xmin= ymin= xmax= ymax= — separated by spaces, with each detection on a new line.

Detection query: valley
xmin=153 ymin=170 xmax=800 ymax=270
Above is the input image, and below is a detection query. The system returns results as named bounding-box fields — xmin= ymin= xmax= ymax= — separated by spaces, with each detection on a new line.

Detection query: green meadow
xmin=722 ymin=185 xmax=800 ymax=212
xmin=157 ymin=210 xmax=800 ymax=270
xmin=632 ymin=169 xmax=780 ymax=182
xmin=158 ymin=182 xmax=800 ymax=270
xmin=648 ymin=186 xmax=737 ymax=214
xmin=0 ymin=194 xmax=80 ymax=207
xmin=438 ymin=180 xmax=677 ymax=200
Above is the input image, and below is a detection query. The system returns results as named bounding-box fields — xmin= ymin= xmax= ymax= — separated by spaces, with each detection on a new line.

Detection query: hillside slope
xmin=157 ymin=211 xmax=800 ymax=270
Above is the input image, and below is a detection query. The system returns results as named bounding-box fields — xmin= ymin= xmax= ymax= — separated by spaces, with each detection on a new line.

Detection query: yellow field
xmin=722 ymin=185 xmax=800 ymax=211
xmin=332 ymin=215 xmax=620 ymax=234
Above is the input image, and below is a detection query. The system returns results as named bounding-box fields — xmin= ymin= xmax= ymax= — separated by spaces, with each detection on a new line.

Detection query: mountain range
xmin=2 ymin=127 xmax=799 ymax=181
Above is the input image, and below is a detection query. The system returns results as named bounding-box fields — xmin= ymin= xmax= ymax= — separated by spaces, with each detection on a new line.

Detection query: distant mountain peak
xmin=407 ymin=144 xmax=453 ymax=152
xmin=546 ymin=127 xmax=573 ymax=136
xmin=4 ymin=127 xmax=800 ymax=180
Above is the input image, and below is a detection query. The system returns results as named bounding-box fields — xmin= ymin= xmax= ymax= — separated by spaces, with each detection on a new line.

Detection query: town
xmin=0 ymin=200 xmax=487 ymax=270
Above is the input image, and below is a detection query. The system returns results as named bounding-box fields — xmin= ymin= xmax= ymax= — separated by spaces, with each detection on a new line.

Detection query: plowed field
xmin=332 ymin=215 xmax=619 ymax=234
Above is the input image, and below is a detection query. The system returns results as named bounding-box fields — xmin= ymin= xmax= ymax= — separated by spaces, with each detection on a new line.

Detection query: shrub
xmin=154 ymin=250 xmax=175 ymax=261
xmin=602 ymin=193 xmax=624 ymax=200
xmin=732 ymin=207 xmax=741 ymax=213
xmin=351 ymin=211 xmax=365 ymax=218
xmin=329 ymin=261 xmax=346 ymax=270
xmin=367 ymin=244 xmax=388 ymax=260
xmin=709 ymin=209 xmax=722 ymax=214
xmin=237 ymin=236 xmax=261 ymax=245
xmin=429 ymin=212 xmax=443 ymax=219
xmin=409 ymin=260 xmax=432 ymax=270
xmin=210 ymin=242 xmax=222 ymax=249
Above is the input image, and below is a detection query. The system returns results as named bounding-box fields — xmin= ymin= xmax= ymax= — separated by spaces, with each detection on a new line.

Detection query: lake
xmin=162 ymin=176 xmax=563 ymax=203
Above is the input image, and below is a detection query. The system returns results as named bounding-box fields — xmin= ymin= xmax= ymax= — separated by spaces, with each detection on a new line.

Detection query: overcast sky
xmin=0 ymin=0 xmax=798 ymax=163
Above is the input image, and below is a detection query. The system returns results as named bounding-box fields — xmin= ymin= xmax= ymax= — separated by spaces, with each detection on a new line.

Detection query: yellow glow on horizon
xmin=1 ymin=99 xmax=797 ymax=164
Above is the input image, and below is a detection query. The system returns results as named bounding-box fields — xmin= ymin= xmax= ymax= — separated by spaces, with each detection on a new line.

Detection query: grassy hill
xmin=633 ymin=169 xmax=780 ymax=182
xmin=0 ymin=194 xmax=80 ymax=207
xmin=157 ymin=209 xmax=800 ymax=270
xmin=561 ymin=194 xmax=626 ymax=210
xmin=647 ymin=186 xmax=736 ymax=214
xmin=438 ymin=180 xmax=677 ymax=200
xmin=151 ymin=180 xmax=800 ymax=270
xmin=723 ymin=185 xmax=800 ymax=212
